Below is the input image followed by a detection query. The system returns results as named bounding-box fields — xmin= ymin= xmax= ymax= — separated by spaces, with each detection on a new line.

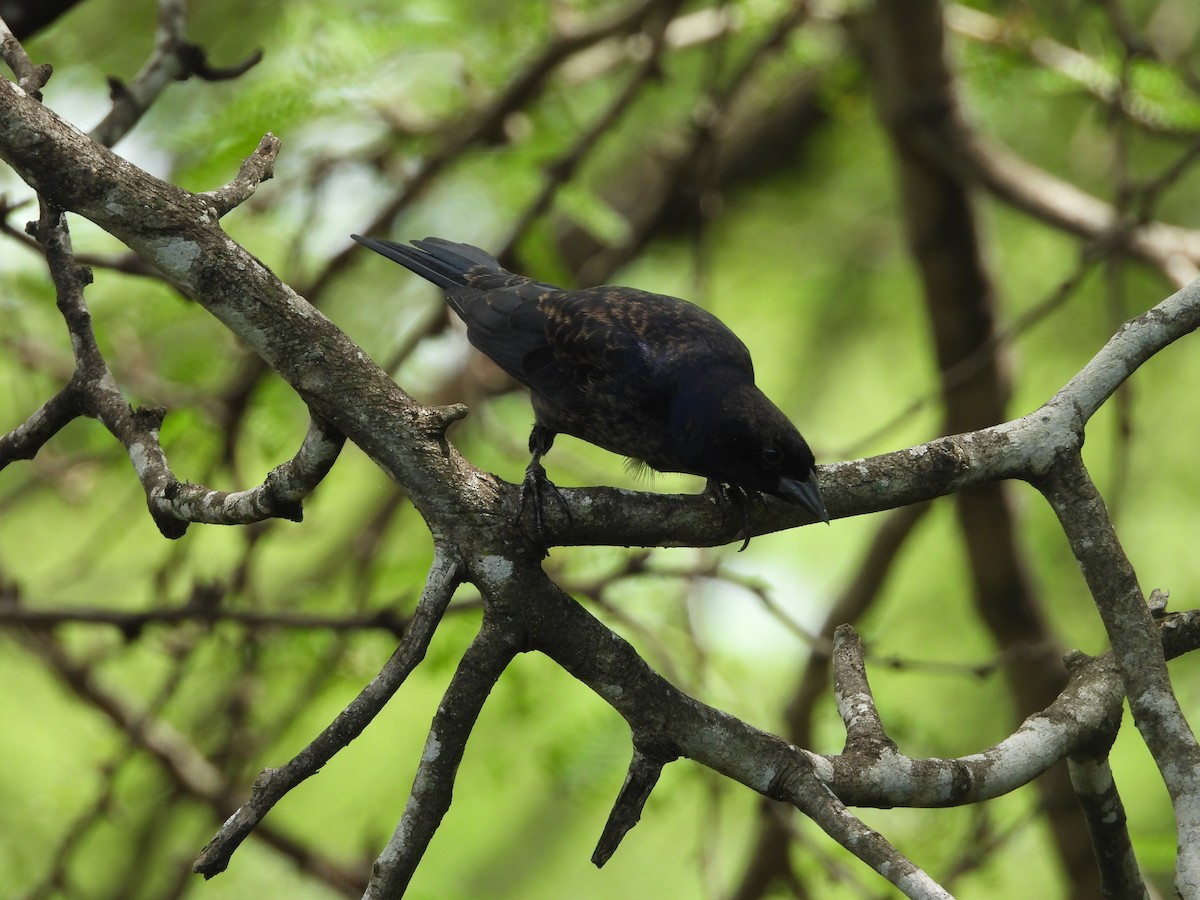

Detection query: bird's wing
xmin=450 ymin=276 xmax=756 ymax=400
xmin=534 ymin=287 xmax=755 ymax=387
xmin=451 ymin=285 xmax=688 ymax=391
xmin=449 ymin=280 xmax=560 ymax=384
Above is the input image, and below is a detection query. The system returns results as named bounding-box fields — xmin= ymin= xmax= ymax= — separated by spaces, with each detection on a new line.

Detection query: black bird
xmin=352 ymin=235 xmax=829 ymax=542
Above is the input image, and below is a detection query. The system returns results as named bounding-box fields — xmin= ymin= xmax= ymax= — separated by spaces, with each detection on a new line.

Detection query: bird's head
xmin=670 ymin=375 xmax=829 ymax=524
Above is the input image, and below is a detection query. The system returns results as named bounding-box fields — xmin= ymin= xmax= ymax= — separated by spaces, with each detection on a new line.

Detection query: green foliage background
xmin=1 ymin=0 xmax=1199 ymax=897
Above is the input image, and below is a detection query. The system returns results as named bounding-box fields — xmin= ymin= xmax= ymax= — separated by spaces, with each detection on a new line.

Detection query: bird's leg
xmin=704 ymin=479 xmax=754 ymax=552
xmin=520 ymin=426 xmax=571 ymax=550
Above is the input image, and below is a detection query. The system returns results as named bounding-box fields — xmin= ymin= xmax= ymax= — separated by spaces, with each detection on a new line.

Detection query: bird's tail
xmin=351 ymin=235 xmax=503 ymax=289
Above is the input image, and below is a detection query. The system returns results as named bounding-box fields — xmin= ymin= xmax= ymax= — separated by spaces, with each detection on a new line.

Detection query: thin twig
xmin=0 ymin=15 xmax=52 ymax=96
xmin=194 ymin=548 xmax=462 ymax=879
xmin=89 ymin=0 xmax=261 ymax=148
xmin=1040 ymin=459 xmax=1200 ymax=893
xmin=1068 ymin=754 xmax=1146 ymax=897
xmin=364 ymin=610 xmax=518 ymax=897
xmin=21 ymin=629 xmax=364 ymax=895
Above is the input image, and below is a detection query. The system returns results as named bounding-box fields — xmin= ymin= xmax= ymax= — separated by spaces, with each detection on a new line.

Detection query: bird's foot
xmin=519 ymin=459 xmax=571 ymax=555
xmin=704 ymin=480 xmax=754 ymax=552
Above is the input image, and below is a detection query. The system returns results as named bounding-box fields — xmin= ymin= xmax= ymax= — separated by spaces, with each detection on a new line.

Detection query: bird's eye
xmin=762 ymin=446 xmax=783 ymax=467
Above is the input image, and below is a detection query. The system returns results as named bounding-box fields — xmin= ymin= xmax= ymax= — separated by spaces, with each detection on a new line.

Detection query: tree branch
xmin=550 ymin=271 xmax=1200 ymax=548
xmin=470 ymin=555 xmax=952 ymax=897
xmin=964 ymin=133 xmax=1200 ymax=288
xmin=21 ymin=628 xmax=365 ymax=895
xmin=1067 ymin=753 xmax=1147 ymax=898
xmin=1040 ymin=457 xmax=1200 ymax=894
xmin=6 ymin=16 xmax=1200 ymax=895
xmin=199 ymin=132 xmax=281 ymax=217
xmin=194 ymin=547 xmax=462 ymax=879
xmin=0 ymin=13 xmax=51 ymax=96
xmin=18 ymin=204 xmax=347 ymax=536
xmin=137 ymin=410 xmax=345 ymax=532
xmin=0 ymin=71 xmax=504 ymax=551
xmin=364 ymin=609 xmax=518 ymax=898
xmin=0 ymin=583 xmax=448 ymax=638
xmin=89 ymin=0 xmax=262 ymax=148
xmin=0 ymin=384 xmax=81 ymax=470
xmin=732 ymin=502 xmax=931 ymax=899
xmin=592 ymin=742 xmax=674 ymax=867
xmin=832 ymin=625 xmax=896 ymax=753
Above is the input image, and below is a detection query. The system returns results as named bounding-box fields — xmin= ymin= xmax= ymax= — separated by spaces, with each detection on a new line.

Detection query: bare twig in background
xmin=89 ymin=0 xmax=262 ymax=148
xmin=21 ymin=628 xmax=366 ymax=895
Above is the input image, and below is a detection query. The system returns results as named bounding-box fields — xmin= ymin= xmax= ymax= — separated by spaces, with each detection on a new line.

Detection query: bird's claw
xmin=705 ymin=479 xmax=754 ymax=552
xmin=519 ymin=459 xmax=571 ymax=555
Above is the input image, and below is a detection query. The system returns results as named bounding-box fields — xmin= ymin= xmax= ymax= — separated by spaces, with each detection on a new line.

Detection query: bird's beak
xmin=777 ymin=471 xmax=830 ymax=524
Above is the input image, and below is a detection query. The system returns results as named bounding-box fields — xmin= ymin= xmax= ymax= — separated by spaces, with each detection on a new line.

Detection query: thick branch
xmin=472 ymin=556 xmax=950 ymax=897
xmin=0 ymin=74 xmax=499 ymax=544
xmin=550 ymin=271 xmax=1200 ymax=548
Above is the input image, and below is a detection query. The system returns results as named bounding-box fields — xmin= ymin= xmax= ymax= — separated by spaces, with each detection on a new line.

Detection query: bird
xmin=352 ymin=234 xmax=829 ymax=547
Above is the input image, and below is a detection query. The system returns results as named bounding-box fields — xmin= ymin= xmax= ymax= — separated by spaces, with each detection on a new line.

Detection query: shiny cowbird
xmin=352 ymin=235 xmax=829 ymax=542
